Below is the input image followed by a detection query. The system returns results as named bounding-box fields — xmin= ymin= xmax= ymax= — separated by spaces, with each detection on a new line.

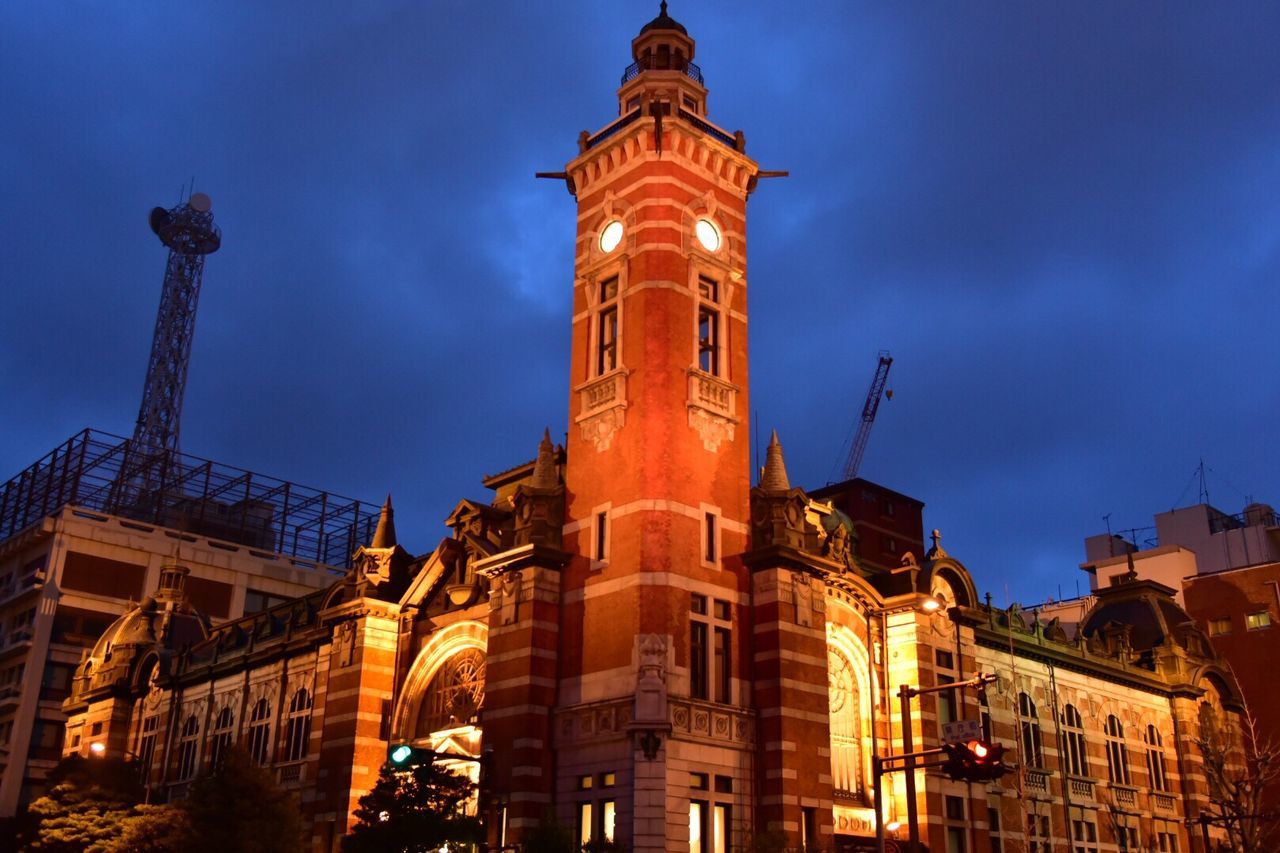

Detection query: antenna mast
xmin=133 ymin=192 xmax=221 ymax=457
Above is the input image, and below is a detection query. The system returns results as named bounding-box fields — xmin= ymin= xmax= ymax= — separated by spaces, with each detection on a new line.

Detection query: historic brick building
xmin=62 ymin=8 xmax=1247 ymax=853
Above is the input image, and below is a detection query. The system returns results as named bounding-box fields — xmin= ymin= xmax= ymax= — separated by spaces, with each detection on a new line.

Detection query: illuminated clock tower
xmin=560 ymin=4 xmax=761 ymax=850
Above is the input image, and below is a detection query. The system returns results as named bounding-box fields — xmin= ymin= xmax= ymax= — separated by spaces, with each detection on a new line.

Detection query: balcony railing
xmin=621 ymin=57 xmax=703 ymax=85
xmin=677 ymin=108 xmax=738 ymax=149
xmin=1024 ymin=768 xmax=1049 ymax=793
xmin=586 ymin=109 xmax=642 ymax=150
xmin=1069 ymin=776 xmax=1095 ymax=801
xmin=1111 ymin=784 xmax=1138 ymax=807
xmin=1153 ymin=792 xmax=1176 ymax=812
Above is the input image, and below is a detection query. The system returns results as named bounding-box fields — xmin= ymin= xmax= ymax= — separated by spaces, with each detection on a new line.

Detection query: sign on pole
xmin=941 ymin=719 xmax=982 ymax=744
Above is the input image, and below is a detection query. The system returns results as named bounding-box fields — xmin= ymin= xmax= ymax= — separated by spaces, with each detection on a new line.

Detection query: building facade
xmin=0 ymin=429 xmax=378 ymax=814
xmin=61 ymin=9 xmax=1247 ymax=853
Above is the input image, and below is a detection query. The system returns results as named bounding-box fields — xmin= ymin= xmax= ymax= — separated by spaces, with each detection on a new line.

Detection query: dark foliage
xmin=342 ymin=759 xmax=481 ymax=853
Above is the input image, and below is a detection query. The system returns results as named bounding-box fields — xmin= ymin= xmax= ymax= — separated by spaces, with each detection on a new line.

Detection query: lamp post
xmin=872 ymin=672 xmax=999 ymax=853
xmin=88 ymin=741 xmax=152 ymax=804
xmin=870 ymin=593 xmax=944 ymax=853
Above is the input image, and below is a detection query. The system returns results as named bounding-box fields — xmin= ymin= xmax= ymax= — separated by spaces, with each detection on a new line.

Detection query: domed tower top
xmin=620 ymin=2 xmax=707 ymax=116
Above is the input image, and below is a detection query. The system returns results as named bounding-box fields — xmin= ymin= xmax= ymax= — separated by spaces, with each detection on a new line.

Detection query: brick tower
xmin=550 ymin=4 xmax=761 ymax=850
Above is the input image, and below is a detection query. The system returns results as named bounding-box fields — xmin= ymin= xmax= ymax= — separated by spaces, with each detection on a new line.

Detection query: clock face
xmin=599 ymin=220 xmax=624 ymax=253
xmin=694 ymin=218 xmax=721 ymax=252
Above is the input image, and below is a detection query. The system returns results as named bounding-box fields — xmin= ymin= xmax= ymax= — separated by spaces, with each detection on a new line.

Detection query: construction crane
xmin=837 ymin=350 xmax=893 ymax=482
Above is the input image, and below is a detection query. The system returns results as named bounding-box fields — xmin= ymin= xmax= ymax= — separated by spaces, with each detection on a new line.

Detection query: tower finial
xmin=531 ymin=428 xmax=559 ymax=489
xmin=660 ymin=1 xmax=668 ymax=14
xmin=759 ymin=430 xmax=791 ymax=491
xmin=371 ymin=494 xmax=397 ymax=549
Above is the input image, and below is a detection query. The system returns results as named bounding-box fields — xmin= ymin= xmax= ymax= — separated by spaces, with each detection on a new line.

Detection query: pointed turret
xmin=760 ymin=430 xmax=791 ymax=491
xmin=371 ymin=494 xmax=397 ymax=549
xmin=531 ymin=428 xmax=559 ymax=489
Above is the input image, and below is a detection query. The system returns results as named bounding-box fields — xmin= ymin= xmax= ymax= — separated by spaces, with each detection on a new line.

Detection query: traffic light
xmin=387 ymin=743 xmax=434 ymax=768
xmin=941 ymin=739 xmax=1010 ymax=782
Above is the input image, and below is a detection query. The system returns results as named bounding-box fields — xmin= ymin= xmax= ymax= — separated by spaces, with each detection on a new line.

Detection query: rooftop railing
xmin=0 ymin=429 xmax=378 ymax=569
xmin=621 ymin=57 xmax=703 ymax=85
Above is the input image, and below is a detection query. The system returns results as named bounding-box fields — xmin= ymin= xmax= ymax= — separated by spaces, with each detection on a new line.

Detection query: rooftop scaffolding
xmin=0 ymin=429 xmax=379 ymax=570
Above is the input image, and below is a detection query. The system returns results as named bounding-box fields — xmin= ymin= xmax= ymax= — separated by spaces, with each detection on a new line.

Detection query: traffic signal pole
xmin=874 ymin=673 xmax=999 ymax=853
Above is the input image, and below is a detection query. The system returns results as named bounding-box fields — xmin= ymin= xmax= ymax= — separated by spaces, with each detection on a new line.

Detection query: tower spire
xmin=760 ymin=430 xmax=791 ymax=491
xmin=371 ymin=494 xmax=397 ymax=549
xmin=531 ymin=428 xmax=559 ymax=489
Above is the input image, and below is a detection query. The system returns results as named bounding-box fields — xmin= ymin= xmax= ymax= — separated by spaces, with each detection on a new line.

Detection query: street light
xmin=870 ymin=593 xmax=948 ymax=853
xmin=88 ymin=741 xmax=151 ymax=804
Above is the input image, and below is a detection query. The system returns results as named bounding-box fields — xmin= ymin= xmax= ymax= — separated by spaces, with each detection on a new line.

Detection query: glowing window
xmin=599 ymin=220 xmax=624 ymax=253
xmin=694 ymin=218 xmax=721 ymax=252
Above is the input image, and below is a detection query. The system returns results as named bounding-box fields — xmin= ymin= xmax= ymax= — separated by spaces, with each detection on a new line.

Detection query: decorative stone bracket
xmin=575 ymin=370 xmax=628 ymax=452
xmin=687 ymin=369 xmax=739 ymax=452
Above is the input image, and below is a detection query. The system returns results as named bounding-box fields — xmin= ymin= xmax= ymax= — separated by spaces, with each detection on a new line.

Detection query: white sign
xmin=941 ymin=719 xmax=982 ymax=744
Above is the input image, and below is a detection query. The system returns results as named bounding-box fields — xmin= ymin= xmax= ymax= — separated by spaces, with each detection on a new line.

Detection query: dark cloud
xmin=3 ymin=1 xmax=1277 ymax=603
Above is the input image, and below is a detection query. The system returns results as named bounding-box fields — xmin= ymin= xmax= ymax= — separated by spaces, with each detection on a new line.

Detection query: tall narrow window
xmin=690 ymin=595 xmax=732 ymax=703
xmin=713 ymin=627 xmax=730 ymax=703
xmin=596 ymin=512 xmax=608 ymax=562
xmin=1144 ymin=724 xmax=1168 ymax=792
xmin=136 ymin=715 xmax=159 ymax=781
xmin=284 ymin=688 xmax=313 ymax=762
xmin=1019 ymin=693 xmax=1043 ymax=768
xmin=1062 ymin=704 xmax=1089 ymax=777
xmin=690 ymin=800 xmax=708 ymax=853
xmin=246 ymin=697 xmax=272 ymax=765
xmin=697 ymin=277 xmax=720 ymax=375
xmin=690 ymin=620 xmax=709 ymax=700
xmin=1105 ymin=714 xmax=1131 ymax=785
xmin=597 ymin=277 xmax=619 ymax=375
xmin=704 ymin=513 xmax=717 ymax=563
xmin=175 ymin=714 xmax=200 ymax=781
xmin=208 ymin=706 xmax=234 ymax=770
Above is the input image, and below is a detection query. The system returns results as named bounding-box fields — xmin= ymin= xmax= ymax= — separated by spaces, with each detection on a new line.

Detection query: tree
xmin=342 ymin=758 xmax=481 ymax=853
xmin=20 ymin=755 xmax=144 ymax=852
xmin=1194 ymin=702 xmax=1280 ymax=853
xmin=181 ymin=746 xmax=306 ymax=853
xmin=519 ymin=813 xmax=575 ymax=853
xmin=102 ymin=805 xmax=192 ymax=853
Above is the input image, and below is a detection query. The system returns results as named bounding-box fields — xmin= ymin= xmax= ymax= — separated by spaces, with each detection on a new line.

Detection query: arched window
xmin=175 ymin=714 xmax=200 ymax=781
xmin=1144 ymin=724 xmax=1168 ymax=792
xmin=136 ymin=715 xmax=160 ymax=781
xmin=415 ymin=649 xmax=485 ymax=736
xmin=1061 ymin=704 xmax=1089 ymax=777
xmin=827 ymin=647 xmax=862 ymax=797
xmin=283 ymin=688 xmax=313 ymax=762
xmin=1019 ymin=693 xmax=1043 ymax=768
xmin=246 ymin=698 xmax=272 ymax=765
xmin=1105 ymin=715 xmax=1131 ymax=785
xmin=207 ymin=706 xmax=234 ymax=770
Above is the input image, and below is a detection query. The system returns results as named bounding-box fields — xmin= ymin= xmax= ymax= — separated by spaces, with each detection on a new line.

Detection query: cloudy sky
xmin=3 ymin=2 xmax=1277 ymax=604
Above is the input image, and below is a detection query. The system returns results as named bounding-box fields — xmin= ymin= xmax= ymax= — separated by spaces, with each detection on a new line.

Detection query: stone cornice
xmin=472 ymin=542 xmax=572 ymax=578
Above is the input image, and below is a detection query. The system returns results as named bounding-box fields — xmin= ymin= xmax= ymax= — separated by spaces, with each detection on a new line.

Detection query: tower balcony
xmin=621 ymin=56 xmax=702 ymax=85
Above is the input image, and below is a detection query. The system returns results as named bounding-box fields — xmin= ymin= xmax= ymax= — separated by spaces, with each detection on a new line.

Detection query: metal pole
xmin=874 ymin=755 xmax=885 ymax=853
xmin=1200 ymin=814 xmax=1211 ymax=852
xmin=901 ymin=684 xmax=920 ymax=853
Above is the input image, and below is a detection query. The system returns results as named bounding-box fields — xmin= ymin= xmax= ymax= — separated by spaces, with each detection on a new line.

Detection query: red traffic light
xmin=942 ymin=738 xmax=1010 ymax=782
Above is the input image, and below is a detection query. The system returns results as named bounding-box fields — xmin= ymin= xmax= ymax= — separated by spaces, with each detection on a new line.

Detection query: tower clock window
xmin=599 ymin=220 xmax=624 ymax=253
xmin=695 ymin=218 xmax=721 ymax=252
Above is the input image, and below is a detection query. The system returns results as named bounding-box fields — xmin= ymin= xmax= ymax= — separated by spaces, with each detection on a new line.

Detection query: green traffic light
xmin=390 ymin=744 xmax=413 ymax=764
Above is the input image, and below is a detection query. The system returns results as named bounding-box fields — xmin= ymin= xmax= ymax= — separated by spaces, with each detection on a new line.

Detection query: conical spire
xmin=760 ymin=430 xmax=791 ymax=491
xmin=531 ymin=428 xmax=558 ymax=489
xmin=371 ymin=494 xmax=397 ymax=549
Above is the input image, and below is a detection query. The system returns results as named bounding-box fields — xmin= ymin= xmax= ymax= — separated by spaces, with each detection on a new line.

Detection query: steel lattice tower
xmin=133 ymin=192 xmax=221 ymax=456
